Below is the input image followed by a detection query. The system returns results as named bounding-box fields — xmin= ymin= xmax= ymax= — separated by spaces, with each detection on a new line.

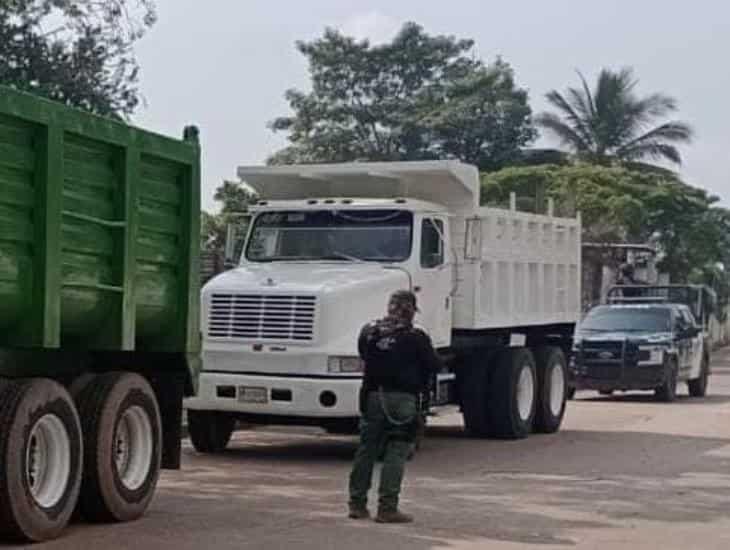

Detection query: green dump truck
xmin=0 ymin=87 xmax=200 ymax=542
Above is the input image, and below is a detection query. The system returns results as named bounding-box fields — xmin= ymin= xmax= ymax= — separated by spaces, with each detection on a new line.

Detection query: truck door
xmin=681 ymin=308 xmax=703 ymax=379
xmin=413 ymin=216 xmax=452 ymax=347
xmin=674 ymin=311 xmax=692 ymax=376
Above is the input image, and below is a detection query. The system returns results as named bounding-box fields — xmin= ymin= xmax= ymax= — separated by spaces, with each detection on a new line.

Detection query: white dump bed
xmin=452 ymin=204 xmax=581 ymax=330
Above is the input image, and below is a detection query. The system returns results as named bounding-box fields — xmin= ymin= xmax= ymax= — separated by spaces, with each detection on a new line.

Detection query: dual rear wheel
xmin=0 ymin=374 xmax=162 ymax=543
xmin=461 ymin=346 xmax=567 ymax=439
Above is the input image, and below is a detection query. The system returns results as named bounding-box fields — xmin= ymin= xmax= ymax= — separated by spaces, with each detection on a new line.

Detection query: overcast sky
xmin=133 ymin=0 xmax=729 ymax=212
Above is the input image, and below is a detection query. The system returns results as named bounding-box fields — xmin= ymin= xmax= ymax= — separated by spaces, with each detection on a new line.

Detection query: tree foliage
xmin=536 ymin=68 xmax=693 ymax=166
xmin=270 ymin=23 xmax=536 ymax=170
xmin=0 ymin=0 xmax=156 ymax=117
xmin=202 ymin=180 xmax=256 ymax=254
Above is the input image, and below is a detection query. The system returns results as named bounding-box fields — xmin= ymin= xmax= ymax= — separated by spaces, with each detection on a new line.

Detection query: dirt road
xmin=38 ymin=349 xmax=730 ymax=549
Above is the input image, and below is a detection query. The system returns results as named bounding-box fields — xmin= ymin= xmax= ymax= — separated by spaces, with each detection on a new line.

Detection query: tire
xmin=688 ymin=354 xmax=710 ymax=397
xmin=487 ymin=348 xmax=538 ymax=439
xmin=534 ymin=347 xmax=568 ymax=434
xmin=76 ymin=373 xmax=162 ymax=523
xmin=460 ymin=355 xmax=491 ymax=437
xmin=187 ymin=410 xmax=235 ymax=453
xmin=0 ymin=379 xmax=83 ymax=542
xmin=655 ymin=359 xmax=679 ymax=403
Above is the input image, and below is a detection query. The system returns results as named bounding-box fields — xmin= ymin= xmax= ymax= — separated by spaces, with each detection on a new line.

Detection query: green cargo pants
xmin=348 ymin=391 xmax=417 ymax=513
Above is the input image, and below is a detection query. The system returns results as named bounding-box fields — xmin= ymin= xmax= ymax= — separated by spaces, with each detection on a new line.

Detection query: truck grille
xmin=208 ymin=294 xmax=317 ymax=342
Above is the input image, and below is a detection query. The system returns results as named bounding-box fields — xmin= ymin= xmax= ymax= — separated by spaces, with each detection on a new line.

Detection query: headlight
xmin=327 ymin=356 xmax=364 ymax=374
xmin=639 ymin=346 xmax=665 ymax=364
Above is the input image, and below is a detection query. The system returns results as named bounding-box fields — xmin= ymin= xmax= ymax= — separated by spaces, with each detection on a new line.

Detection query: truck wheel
xmin=688 ymin=354 xmax=710 ymax=397
xmin=187 ymin=410 xmax=235 ymax=453
xmin=655 ymin=359 xmax=679 ymax=403
xmin=487 ymin=348 xmax=537 ymax=439
xmin=534 ymin=347 xmax=568 ymax=434
xmin=76 ymin=373 xmax=162 ymax=522
xmin=0 ymin=379 xmax=83 ymax=542
xmin=460 ymin=356 xmax=491 ymax=437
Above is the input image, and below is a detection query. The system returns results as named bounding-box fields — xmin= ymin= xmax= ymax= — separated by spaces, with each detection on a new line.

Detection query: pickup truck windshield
xmin=581 ymin=307 xmax=672 ymax=332
xmin=245 ymin=209 xmax=413 ymax=263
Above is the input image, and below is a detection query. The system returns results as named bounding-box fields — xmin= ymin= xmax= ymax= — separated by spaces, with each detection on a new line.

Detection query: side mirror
xmin=223 ymin=214 xmax=252 ymax=269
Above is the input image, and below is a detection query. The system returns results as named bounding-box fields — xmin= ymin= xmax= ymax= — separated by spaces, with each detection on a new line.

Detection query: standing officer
xmin=348 ymin=290 xmax=441 ymax=523
xmin=616 ymin=263 xmax=647 ymax=298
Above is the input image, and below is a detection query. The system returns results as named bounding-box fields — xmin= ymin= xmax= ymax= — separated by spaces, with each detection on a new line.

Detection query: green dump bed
xmin=0 ymin=87 xmax=200 ymax=354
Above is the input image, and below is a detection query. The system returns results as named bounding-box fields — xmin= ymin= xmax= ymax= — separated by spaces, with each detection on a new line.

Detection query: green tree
xmin=202 ymin=180 xmax=256 ymax=254
xmin=0 ymin=0 xmax=156 ymax=117
xmin=419 ymin=60 xmax=537 ymax=171
xmin=214 ymin=180 xmax=256 ymax=214
xmin=270 ymin=23 xmax=536 ymax=170
xmin=536 ymin=68 xmax=693 ymax=166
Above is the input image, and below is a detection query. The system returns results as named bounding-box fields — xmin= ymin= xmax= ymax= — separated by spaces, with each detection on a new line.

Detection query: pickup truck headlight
xmin=327 ymin=356 xmax=364 ymax=374
xmin=638 ymin=346 xmax=665 ymax=364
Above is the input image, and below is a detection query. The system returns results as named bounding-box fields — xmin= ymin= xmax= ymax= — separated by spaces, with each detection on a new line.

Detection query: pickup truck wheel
xmin=688 ymin=355 xmax=710 ymax=397
xmin=187 ymin=410 xmax=235 ymax=453
xmin=460 ymin=355 xmax=491 ymax=437
xmin=0 ymin=379 xmax=83 ymax=543
xmin=76 ymin=373 xmax=162 ymax=523
xmin=534 ymin=347 xmax=568 ymax=433
xmin=487 ymin=349 xmax=537 ymax=439
xmin=655 ymin=359 xmax=679 ymax=402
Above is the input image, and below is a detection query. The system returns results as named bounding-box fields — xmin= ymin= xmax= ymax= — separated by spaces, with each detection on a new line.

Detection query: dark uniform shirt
xmin=358 ymin=321 xmax=442 ymax=396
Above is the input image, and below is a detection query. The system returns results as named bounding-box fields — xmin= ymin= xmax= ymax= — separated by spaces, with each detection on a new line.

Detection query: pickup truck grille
xmin=583 ymin=341 xmax=623 ymax=361
xmin=578 ymin=340 xmax=647 ymax=381
xmin=579 ymin=341 xmax=624 ymax=380
xmin=208 ymin=294 xmax=317 ymax=342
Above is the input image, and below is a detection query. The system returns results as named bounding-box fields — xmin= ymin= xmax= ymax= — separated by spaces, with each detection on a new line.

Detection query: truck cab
xmin=191 ymin=198 xmax=451 ymax=426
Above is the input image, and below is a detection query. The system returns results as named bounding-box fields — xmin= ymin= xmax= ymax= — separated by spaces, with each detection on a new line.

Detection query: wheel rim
xmin=26 ymin=414 xmax=71 ymax=509
xmin=516 ymin=365 xmax=535 ymax=421
xmin=548 ymin=362 xmax=565 ymax=416
xmin=115 ymin=406 xmax=153 ymax=491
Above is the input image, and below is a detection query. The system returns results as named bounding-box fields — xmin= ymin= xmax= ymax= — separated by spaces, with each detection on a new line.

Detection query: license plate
xmin=238 ymin=386 xmax=268 ymax=403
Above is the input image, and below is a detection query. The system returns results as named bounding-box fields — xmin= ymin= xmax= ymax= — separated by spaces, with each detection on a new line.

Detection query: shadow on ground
xmin=577 ymin=393 xmax=730 ymax=405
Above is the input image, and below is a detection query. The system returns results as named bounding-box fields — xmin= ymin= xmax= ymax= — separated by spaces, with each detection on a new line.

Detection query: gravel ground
xmin=28 ymin=348 xmax=730 ymax=550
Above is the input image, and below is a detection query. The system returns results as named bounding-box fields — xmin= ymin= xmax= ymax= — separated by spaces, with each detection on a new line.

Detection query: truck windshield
xmin=245 ymin=209 xmax=413 ymax=263
xmin=581 ymin=307 xmax=672 ymax=333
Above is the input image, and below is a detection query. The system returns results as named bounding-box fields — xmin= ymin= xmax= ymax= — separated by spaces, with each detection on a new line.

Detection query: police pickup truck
xmin=570 ymin=285 xmax=712 ymax=401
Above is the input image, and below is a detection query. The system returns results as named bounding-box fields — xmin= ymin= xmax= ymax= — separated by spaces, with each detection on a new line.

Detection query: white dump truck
xmin=185 ymin=161 xmax=581 ymax=449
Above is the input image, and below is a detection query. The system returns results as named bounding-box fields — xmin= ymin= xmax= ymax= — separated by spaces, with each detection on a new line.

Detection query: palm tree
xmin=536 ymin=68 xmax=693 ymax=165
